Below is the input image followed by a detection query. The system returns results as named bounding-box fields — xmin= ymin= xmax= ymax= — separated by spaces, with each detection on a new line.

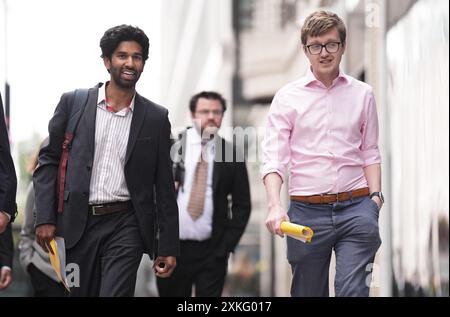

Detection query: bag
xmin=56 ymin=89 xmax=89 ymax=213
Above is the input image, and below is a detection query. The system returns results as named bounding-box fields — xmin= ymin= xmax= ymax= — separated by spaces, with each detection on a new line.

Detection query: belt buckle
xmin=92 ymin=205 xmax=104 ymax=216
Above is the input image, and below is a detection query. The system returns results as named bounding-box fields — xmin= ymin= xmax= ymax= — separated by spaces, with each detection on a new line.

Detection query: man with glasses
xmin=157 ymin=91 xmax=251 ymax=297
xmin=262 ymin=11 xmax=383 ymax=297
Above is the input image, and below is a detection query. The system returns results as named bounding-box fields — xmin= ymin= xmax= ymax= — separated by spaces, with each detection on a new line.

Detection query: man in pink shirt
xmin=262 ymin=11 xmax=384 ymax=297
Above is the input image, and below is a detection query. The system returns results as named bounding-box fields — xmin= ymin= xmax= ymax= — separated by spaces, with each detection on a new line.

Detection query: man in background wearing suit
xmin=34 ymin=25 xmax=179 ymax=297
xmin=0 ymin=92 xmax=17 ymax=290
xmin=157 ymin=91 xmax=251 ymax=297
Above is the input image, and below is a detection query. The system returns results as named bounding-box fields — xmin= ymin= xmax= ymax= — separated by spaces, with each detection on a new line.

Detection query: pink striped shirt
xmin=262 ymin=68 xmax=381 ymax=196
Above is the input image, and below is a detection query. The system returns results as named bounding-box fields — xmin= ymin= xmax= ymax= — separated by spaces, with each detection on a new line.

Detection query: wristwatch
xmin=370 ymin=192 xmax=384 ymax=204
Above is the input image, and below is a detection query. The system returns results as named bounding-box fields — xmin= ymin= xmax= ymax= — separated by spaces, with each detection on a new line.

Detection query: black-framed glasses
xmin=196 ymin=109 xmax=223 ymax=116
xmin=306 ymin=42 xmax=341 ymax=55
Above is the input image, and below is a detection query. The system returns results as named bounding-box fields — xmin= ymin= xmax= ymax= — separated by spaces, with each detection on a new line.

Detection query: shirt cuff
xmin=1 ymin=211 xmax=11 ymax=222
xmin=261 ymin=164 xmax=286 ymax=183
xmin=362 ymin=149 xmax=382 ymax=167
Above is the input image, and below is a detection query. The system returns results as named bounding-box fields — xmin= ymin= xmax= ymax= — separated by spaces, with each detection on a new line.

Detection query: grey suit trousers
xmin=287 ymin=196 xmax=382 ymax=297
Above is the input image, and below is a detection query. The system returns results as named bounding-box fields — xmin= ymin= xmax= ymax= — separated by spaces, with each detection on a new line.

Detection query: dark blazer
xmin=0 ymin=224 xmax=13 ymax=268
xmin=0 ymin=93 xmax=17 ymax=221
xmin=33 ymin=84 xmax=179 ymax=258
xmin=174 ymin=128 xmax=251 ymax=257
xmin=0 ymin=93 xmax=16 ymax=268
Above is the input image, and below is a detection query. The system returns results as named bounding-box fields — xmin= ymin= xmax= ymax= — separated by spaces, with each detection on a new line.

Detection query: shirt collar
xmin=97 ymin=81 xmax=136 ymax=114
xmin=301 ymin=67 xmax=349 ymax=88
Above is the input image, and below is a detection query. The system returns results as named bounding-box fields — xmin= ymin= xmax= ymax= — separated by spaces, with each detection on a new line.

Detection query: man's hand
xmin=0 ymin=267 xmax=12 ymax=290
xmin=0 ymin=212 xmax=9 ymax=234
xmin=371 ymin=196 xmax=383 ymax=209
xmin=35 ymin=224 xmax=56 ymax=254
xmin=265 ymin=204 xmax=290 ymax=238
xmin=153 ymin=256 xmax=176 ymax=278
xmin=263 ymin=173 xmax=289 ymax=238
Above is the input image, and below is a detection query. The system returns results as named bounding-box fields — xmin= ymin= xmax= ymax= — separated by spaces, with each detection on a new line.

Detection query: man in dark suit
xmin=34 ymin=25 xmax=179 ymax=297
xmin=157 ymin=91 xmax=251 ymax=297
xmin=0 ymin=92 xmax=17 ymax=290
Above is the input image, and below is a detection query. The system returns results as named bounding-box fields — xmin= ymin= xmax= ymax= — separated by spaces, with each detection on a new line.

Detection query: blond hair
xmin=27 ymin=137 xmax=49 ymax=176
xmin=301 ymin=11 xmax=347 ymax=45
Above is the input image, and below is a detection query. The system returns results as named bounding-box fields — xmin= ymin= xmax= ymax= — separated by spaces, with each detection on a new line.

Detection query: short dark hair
xmin=100 ymin=24 xmax=149 ymax=61
xmin=189 ymin=91 xmax=227 ymax=113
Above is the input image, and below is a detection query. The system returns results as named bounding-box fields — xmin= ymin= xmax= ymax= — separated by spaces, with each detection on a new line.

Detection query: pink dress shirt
xmin=262 ymin=68 xmax=381 ymax=196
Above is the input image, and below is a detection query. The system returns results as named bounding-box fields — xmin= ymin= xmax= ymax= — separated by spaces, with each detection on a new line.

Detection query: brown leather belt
xmin=290 ymin=187 xmax=370 ymax=204
xmin=89 ymin=201 xmax=132 ymax=216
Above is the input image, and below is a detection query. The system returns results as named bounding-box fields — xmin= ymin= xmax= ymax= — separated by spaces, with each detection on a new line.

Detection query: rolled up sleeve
xmin=261 ymin=93 xmax=293 ymax=182
xmin=361 ymin=91 xmax=382 ymax=167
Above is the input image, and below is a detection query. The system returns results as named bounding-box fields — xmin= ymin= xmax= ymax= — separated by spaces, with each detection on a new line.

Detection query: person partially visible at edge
xmin=0 ymin=92 xmax=18 ymax=291
xmin=157 ymin=91 xmax=251 ymax=297
xmin=19 ymin=138 xmax=66 ymax=296
xmin=262 ymin=11 xmax=383 ymax=297
xmin=34 ymin=25 xmax=179 ymax=297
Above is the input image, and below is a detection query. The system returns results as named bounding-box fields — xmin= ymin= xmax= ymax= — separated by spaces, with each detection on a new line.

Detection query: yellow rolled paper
xmin=280 ymin=222 xmax=314 ymax=243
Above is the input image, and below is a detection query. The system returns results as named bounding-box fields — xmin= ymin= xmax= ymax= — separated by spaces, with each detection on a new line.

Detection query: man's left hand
xmin=0 ymin=212 xmax=9 ymax=234
xmin=371 ymin=196 xmax=383 ymax=209
xmin=153 ymin=256 xmax=177 ymax=278
xmin=0 ymin=267 xmax=12 ymax=290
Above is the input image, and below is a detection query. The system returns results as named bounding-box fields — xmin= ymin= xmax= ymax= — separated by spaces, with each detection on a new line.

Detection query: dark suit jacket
xmin=173 ymin=128 xmax=251 ymax=258
xmin=0 ymin=93 xmax=17 ymax=220
xmin=0 ymin=93 xmax=16 ymax=268
xmin=0 ymin=224 xmax=13 ymax=268
xmin=33 ymin=84 xmax=179 ymax=258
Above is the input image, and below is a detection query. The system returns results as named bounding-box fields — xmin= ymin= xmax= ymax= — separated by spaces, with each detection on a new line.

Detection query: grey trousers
xmin=287 ymin=196 xmax=382 ymax=297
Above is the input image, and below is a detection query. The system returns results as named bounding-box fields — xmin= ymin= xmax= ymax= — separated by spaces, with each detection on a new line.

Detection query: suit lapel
xmin=85 ymin=85 xmax=101 ymax=160
xmin=125 ymin=93 xmax=146 ymax=164
xmin=213 ymin=136 xmax=223 ymax=193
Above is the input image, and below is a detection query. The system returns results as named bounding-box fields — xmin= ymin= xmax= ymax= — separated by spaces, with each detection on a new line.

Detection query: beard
xmin=110 ymin=66 xmax=141 ymax=88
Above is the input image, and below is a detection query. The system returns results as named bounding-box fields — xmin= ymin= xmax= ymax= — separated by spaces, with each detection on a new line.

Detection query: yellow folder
xmin=280 ymin=221 xmax=314 ymax=243
xmin=48 ymin=238 xmax=70 ymax=292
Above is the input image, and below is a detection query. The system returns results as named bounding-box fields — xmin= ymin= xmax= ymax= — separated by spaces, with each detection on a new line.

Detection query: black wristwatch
xmin=370 ymin=192 xmax=384 ymax=204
